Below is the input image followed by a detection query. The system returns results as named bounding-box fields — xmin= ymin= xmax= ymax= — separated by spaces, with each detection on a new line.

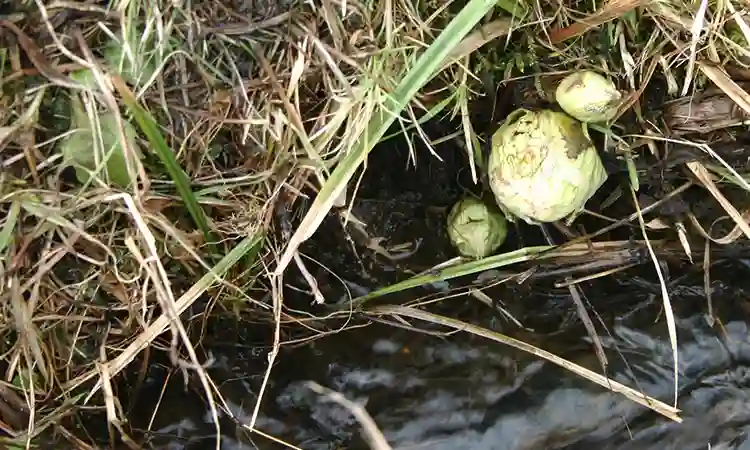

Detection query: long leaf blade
xmin=274 ymin=0 xmax=499 ymax=275
xmin=110 ymin=76 xmax=216 ymax=252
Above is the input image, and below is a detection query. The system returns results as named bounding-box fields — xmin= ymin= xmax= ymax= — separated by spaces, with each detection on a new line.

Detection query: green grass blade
xmin=275 ymin=0 xmax=500 ymax=274
xmin=0 ymin=199 xmax=20 ymax=253
xmin=348 ymin=245 xmax=554 ymax=309
xmin=111 ymin=76 xmax=216 ymax=253
xmin=625 ymin=151 xmax=639 ymax=191
xmin=495 ymin=0 xmax=529 ymax=20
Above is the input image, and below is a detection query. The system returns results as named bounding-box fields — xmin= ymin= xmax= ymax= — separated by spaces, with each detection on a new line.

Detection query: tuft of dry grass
xmin=0 ymin=0 xmax=505 ymax=446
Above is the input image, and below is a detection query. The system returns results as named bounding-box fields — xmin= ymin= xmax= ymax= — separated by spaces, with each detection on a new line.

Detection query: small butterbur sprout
xmin=555 ymin=70 xmax=622 ymax=123
xmin=102 ymin=33 xmax=159 ymax=88
xmin=70 ymin=31 xmax=161 ymax=90
xmin=488 ymin=108 xmax=608 ymax=224
xmin=59 ymin=96 xmax=142 ymax=188
xmin=69 ymin=69 xmax=98 ymax=89
xmin=447 ymin=197 xmax=508 ymax=259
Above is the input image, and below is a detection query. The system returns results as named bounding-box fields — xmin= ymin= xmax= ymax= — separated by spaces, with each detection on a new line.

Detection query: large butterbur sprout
xmin=487 ymin=108 xmax=608 ymax=224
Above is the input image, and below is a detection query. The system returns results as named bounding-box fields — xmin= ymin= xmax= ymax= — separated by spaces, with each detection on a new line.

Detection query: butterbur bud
xmin=447 ymin=197 xmax=508 ymax=258
xmin=488 ymin=108 xmax=608 ymax=223
xmin=555 ymin=70 xmax=622 ymax=123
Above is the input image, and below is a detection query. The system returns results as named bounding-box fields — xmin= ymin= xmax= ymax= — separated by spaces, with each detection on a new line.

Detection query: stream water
xmin=122 ymin=261 xmax=750 ymax=450
xmin=78 ymin=116 xmax=750 ymax=449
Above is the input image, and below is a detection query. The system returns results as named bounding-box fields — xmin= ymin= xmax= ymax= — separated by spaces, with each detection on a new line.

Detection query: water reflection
xmin=126 ymin=281 xmax=750 ymax=450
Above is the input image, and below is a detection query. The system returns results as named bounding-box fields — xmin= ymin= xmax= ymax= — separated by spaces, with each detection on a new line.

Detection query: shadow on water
xmin=87 ymin=104 xmax=750 ymax=449
xmin=126 ymin=275 xmax=750 ymax=450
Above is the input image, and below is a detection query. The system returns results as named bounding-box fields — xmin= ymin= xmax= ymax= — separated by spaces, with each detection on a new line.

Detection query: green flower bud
xmin=488 ymin=108 xmax=608 ymax=223
xmin=556 ymin=71 xmax=622 ymax=123
xmin=447 ymin=197 xmax=508 ymax=258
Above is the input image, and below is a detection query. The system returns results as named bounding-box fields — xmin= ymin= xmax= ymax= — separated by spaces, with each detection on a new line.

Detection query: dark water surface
xmin=127 ymin=270 xmax=750 ymax=450
xmin=110 ymin=120 xmax=750 ymax=450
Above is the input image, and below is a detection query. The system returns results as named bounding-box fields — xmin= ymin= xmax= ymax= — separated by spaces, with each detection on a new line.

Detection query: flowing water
xmin=82 ymin=116 xmax=750 ymax=450
xmin=125 ymin=269 xmax=750 ymax=450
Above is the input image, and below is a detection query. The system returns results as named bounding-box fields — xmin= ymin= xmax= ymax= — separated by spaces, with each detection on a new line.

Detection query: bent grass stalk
xmin=66 ymin=231 xmax=264 ymax=397
xmin=369 ymin=305 xmax=683 ymax=422
xmin=274 ymin=0 xmax=503 ymax=276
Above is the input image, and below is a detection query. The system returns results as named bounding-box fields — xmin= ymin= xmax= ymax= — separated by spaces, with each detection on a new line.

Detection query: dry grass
xmin=0 ymin=0 xmax=748 ymax=446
